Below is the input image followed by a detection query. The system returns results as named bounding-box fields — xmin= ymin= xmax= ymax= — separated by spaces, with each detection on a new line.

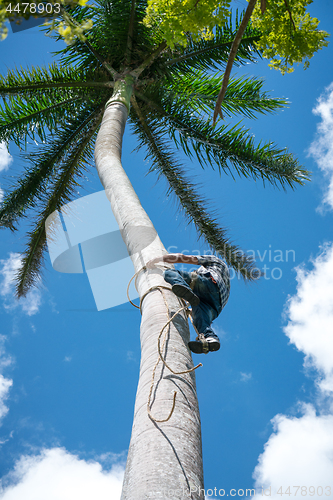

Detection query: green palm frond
xmin=169 ymin=117 xmax=309 ymax=189
xmin=131 ymin=97 xmax=260 ymax=280
xmin=0 ymin=63 xmax=112 ymax=97
xmin=137 ymin=71 xmax=287 ymax=123
xmin=134 ymin=90 xmax=309 ymax=189
xmin=0 ymin=105 xmax=105 ymax=230
xmin=15 ymin=112 xmax=102 ymax=297
xmin=0 ymin=0 xmax=310 ymax=296
xmin=218 ymin=75 xmax=286 ymax=119
xmin=0 ymin=92 xmax=89 ymax=147
xmin=0 ymin=63 xmax=111 ymax=148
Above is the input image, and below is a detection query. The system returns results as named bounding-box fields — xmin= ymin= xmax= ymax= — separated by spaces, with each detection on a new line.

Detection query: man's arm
xmin=146 ymin=253 xmax=199 ymax=268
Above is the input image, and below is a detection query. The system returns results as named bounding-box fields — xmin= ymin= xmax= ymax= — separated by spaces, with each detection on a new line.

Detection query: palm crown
xmin=0 ymin=0 xmax=309 ymax=296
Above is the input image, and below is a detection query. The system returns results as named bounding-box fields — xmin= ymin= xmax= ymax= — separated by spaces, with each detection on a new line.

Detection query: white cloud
xmin=283 ymin=243 xmax=333 ymax=392
xmin=253 ymin=404 xmax=333 ymax=497
xmin=0 ymin=430 xmax=14 ymax=447
xmin=0 ymin=336 xmax=13 ymax=423
xmin=240 ymin=372 xmax=252 ymax=382
xmin=0 ymin=254 xmax=23 ymax=297
xmin=126 ymin=351 xmax=136 ymax=362
xmin=250 ymin=81 xmax=333 ymax=500
xmin=0 ymin=143 xmax=12 ymax=173
xmin=0 ymin=448 xmax=124 ymax=500
xmin=19 ymin=289 xmax=42 ymax=316
xmin=0 ymin=375 xmax=12 ymax=422
xmin=0 ymin=143 xmax=12 ymax=204
xmin=309 ymin=82 xmax=333 ymax=210
xmin=0 ymin=253 xmax=42 ymax=316
xmin=253 ymin=243 xmax=333 ymax=495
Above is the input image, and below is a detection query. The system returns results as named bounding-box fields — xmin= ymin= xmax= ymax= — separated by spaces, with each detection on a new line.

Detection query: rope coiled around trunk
xmin=127 ymin=266 xmax=203 ymax=423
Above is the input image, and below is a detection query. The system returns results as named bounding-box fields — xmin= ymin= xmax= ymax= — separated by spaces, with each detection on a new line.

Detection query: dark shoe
xmin=188 ymin=336 xmax=220 ymax=354
xmin=172 ymin=284 xmax=200 ymax=306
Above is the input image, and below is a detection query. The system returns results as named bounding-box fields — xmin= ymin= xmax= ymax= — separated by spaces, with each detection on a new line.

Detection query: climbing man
xmin=146 ymin=253 xmax=230 ymax=354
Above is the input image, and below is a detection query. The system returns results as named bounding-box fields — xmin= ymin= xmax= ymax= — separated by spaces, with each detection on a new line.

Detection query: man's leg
xmin=163 ymin=269 xmax=200 ymax=306
xmin=192 ymin=302 xmax=219 ymax=338
xmin=188 ymin=275 xmax=221 ymax=354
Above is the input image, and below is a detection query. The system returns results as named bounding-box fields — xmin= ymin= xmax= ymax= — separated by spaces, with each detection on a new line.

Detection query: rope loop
xmin=127 ymin=265 xmax=202 ymax=422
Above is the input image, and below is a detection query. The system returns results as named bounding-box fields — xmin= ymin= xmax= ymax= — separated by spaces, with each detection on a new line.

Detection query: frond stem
xmin=131 ymin=41 xmax=167 ymax=78
xmin=0 ymin=81 xmax=113 ymax=96
xmin=213 ymin=0 xmax=258 ymax=123
xmin=283 ymin=0 xmax=296 ymax=31
xmin=124 ymin=0 xmax=136 ymax=66
xmin=260 ymin=0 xmax=266 ymax=14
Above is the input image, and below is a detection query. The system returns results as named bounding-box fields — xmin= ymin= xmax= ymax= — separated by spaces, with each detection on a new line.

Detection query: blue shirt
xmin=196 ymin=255 xmax=230 ymax=310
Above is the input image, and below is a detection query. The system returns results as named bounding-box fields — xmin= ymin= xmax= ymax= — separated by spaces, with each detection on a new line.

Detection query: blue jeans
xmin=163 ymin=269 xmax=222 ymax=340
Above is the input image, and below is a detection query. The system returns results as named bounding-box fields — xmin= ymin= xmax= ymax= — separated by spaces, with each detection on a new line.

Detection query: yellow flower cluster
xmin=251 ymin=0 xmax=329 ymax=74
xmin=57 ymin=17 xmax=93 ymax=45
xmin=0 ymin=3 xmax=8 ymax=40
xmin=143 ymin=0 xmax=329 ymax=74
xmin=143 ymin=0 xmax=231 ymax=48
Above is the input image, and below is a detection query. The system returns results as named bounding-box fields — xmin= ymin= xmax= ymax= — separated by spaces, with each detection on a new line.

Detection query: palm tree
xmin=0 ymin=2 xmax=309 ymax=498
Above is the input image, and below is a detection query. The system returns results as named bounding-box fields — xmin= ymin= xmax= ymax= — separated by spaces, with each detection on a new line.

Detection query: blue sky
xmin=0 ymin=1 xmax=333 ymax=498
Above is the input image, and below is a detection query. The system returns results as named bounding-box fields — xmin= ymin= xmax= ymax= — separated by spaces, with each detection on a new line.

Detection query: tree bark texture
xmin=94 ymin=89 xmax=204 ymax=499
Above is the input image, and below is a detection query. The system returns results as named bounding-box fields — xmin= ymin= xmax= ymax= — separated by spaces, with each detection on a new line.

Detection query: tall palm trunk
xmin=94 ymin=79 xmax=204 ymax=499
